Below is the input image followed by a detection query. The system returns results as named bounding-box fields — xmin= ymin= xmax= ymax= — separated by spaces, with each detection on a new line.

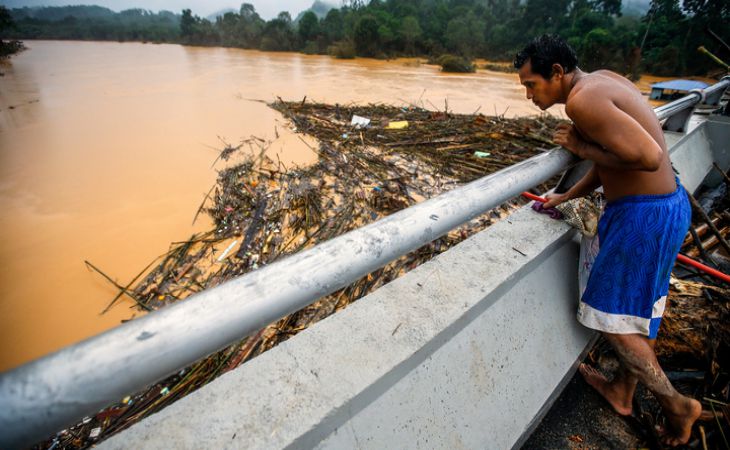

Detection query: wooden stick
xmin=686 ymin=225 xmax=720 ymax=266
xmin=687 ymin=192 xmax=730 ymax=256
xmin=682 ymin=218 xmax=721 ymax=247
xmin=691 ymin=226 xmax=730 ymax=255
xmin=712 ymin=162 xmax=730 ymax=186
xmin=84 ymin=260 xmax=152 ymax=312
xmin=699 ymin=425 xmax=707 ymax=450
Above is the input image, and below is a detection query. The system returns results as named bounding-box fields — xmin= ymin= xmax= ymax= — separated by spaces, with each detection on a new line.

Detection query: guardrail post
xmin=704 ymin=76 xmax=730 ymax=107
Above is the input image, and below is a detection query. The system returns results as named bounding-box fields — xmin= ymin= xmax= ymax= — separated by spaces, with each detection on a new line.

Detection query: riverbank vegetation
xmin=0 ymin=6 xmax=24 ymax=59
xmin=4 ymin=0 xmax=728 ymax=77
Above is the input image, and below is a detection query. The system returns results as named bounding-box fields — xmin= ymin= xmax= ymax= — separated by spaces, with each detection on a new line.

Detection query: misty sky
xmin=0 ymin=0 xmax=335 ymax=19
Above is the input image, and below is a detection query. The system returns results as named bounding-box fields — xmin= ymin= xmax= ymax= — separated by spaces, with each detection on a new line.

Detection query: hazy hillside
xmin=295 ymin=0 xmax=336 ymax=22
xmin=207 ymin=8 xmax=237 ymax=22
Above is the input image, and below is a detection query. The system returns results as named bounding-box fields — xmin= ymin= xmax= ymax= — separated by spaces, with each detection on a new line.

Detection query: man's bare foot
xmin=661 ymin=397 xmax=702 ymax=447
xmin=579 ymin=363 xmax=633 ymax=416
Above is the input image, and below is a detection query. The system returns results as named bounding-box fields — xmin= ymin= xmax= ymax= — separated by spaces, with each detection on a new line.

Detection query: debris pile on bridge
xmin=54 ymin=101 xmax=560 ymax=448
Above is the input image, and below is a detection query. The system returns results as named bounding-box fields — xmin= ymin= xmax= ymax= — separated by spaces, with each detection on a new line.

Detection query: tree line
xmin=4 ymin=5 xmax=180 ymax=43
xmin=2 ymin=1 xmax=728 ymax=77
xmin=1 ymin=6 xmax=24 ymax=58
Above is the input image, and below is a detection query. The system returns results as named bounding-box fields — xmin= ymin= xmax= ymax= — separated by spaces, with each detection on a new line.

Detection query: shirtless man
xmin=514 ymin=35 xmax=702 ymax=446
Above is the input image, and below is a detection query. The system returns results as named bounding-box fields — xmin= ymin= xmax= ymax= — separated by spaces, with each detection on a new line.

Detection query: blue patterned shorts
xmin=577 ymin=179 xmax=691 ymax=339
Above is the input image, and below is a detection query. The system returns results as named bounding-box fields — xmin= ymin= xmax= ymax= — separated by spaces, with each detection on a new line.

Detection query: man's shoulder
xmin=572 ymin=71 xmax=624 ymax=94
xmin=565 ymin=84 xmax=608 ymax=118
xmin=567 ymin=72 xmax=630 ymax=116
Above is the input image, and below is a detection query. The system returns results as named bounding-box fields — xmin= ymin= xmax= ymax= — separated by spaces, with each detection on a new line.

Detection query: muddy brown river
xmin=0 ymin=40 xmax=668 ymax=371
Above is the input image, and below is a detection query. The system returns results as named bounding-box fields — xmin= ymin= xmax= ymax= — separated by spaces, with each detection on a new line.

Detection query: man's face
xmin=518 ymin=60 xmax=559 ymax=110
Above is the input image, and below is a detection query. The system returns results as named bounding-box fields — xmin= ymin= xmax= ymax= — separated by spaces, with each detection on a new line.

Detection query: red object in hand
xmin=521 ymin=192 xmax=547 ymax=203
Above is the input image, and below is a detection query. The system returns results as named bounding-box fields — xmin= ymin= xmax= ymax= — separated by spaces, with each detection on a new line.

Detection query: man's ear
xmin=551 ymin=63 xmax=565 ymax=79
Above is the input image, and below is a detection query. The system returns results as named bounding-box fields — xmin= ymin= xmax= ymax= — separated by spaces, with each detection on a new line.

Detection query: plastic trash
xmin=386 ymin=120 xmax=409 ymax=130
xmin=698 ymin=182 xmax=726 ymax=214
xmin=89 ymin=427 xmax=101 ymax=439
xmin=473 ymin=151 xmax=491 ymax=158
xmin=350 ymin=115 xmax=371 ymax=128
xmin=160 ymin=387 xmax=170 ymax=396
xmin=217 ymin=240 xmax=239 ymax=262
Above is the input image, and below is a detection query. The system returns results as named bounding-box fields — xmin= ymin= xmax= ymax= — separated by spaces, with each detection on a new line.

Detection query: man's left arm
xmin=555 ymin=95 xmax=663 ymax=171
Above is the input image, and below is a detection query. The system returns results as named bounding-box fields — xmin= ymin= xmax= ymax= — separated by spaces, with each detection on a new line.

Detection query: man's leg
xmin=585 ymin=332 xmax=701 ymax=446
xmin=578 ymin=337 xmax=655 ymax=416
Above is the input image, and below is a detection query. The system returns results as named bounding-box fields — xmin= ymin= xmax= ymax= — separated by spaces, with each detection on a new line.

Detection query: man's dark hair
xmin=514 ymin=34 xmax=578 ymax=79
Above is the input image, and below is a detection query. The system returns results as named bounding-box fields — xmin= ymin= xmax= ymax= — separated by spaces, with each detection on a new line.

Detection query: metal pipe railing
xmin=654 ymin=76 xmax=730 ymax=121
xmin=1 ymin=78 xmax=728 ymax=450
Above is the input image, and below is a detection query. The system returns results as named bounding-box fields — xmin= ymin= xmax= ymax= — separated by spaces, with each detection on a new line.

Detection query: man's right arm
xmin=562 ymin=91 xmax=663 ymax=171
xmin=543 ymin=163 xmax=601 ymax=208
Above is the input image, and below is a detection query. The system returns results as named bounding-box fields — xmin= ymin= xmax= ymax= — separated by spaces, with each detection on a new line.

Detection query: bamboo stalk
xmin=84 ymin=260 xmax=151 ymax=312
xmin=688 ymin=193 xmax=730 ymax=256
xmin=687 ymin=225 xmax=720 ymax=267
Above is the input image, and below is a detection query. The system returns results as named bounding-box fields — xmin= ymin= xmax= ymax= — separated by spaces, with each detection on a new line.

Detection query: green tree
xmin=640 ymin=0 xmax=687 ymax=74
xmin=322 ymin=8 xmax=344 ymax=43
xmin=298 ymin=11 xmax=320 ymax=43
xmin=679 ymin=0 xmax=729 ymax=75
xmin=1 ymin=6 xmax=24 ymax=58
xmin=400 ymin=15 xmax=422 ymax=55
xmin=579 ymin=27 xmax=615 ymax=70
xmin=1 ymin=5 xmax=15 ymax=30
xmin=444 ymin=11 xmax=485 ymax=58
xmin=378 ymin=24 xmax=395 ymax=51
xmin=217 ymin=11 xmax=240 ymax=47
xmin=236 ymin=3 xmax=264 ymax=48
xmin=260 ymin=11 xmax=295 ymax=51
xmin=353 ymin=14 xmax=379 ymax=56
xmin=180 ymin=8 xmax=196 ymax=40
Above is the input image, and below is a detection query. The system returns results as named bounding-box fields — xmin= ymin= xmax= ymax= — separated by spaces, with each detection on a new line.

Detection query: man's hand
xmin=543 ymin=192 xmax=570 ymax=209
xmin=553 ymin=123 xmax=585 ymax=157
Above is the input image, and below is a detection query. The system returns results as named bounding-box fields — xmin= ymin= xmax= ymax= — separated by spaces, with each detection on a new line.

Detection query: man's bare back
xmin=566 ymin=70 xmax=677 ymax=201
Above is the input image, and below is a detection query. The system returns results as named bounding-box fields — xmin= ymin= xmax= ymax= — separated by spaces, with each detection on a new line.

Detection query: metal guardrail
xmin=1 ymin=77 xmax=728 ymax=450
xmin=655 ymin=76 xmax=730 ymax=132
